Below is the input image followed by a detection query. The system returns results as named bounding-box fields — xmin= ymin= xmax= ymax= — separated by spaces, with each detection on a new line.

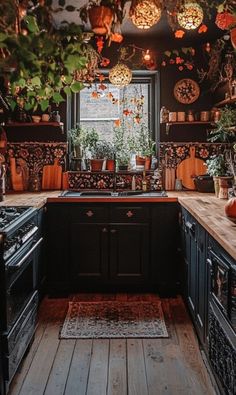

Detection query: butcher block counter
xmin=0 ymin=191 xmax=235 ymax=259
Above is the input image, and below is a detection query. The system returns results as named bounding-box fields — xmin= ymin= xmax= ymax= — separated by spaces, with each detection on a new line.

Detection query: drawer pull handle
xmin=86 ymin=210 xmax=94 ymax=217
xmin=126 ymin=210 xmax=134 ymax=218
xmin=110 ymin=229 xmax=117 ymax=234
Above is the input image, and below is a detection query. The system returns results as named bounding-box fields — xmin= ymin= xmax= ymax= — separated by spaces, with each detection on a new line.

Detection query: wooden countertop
xmin=0 ymin=191 xmax=235 ymax=260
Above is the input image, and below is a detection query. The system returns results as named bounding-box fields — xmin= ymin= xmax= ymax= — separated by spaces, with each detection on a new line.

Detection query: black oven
xmin=0 ymin=206 xmax=43 ymax=391
xmin=208 ymin=245 xmax=236 ymax=332
xmin=5 ymin=237 xmax=43 ymax=331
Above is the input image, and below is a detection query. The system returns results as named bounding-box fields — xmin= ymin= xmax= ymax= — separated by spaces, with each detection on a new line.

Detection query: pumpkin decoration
xmin=225 ymin=197 xmax=236 ymax=220
xmin=230 ymin=27 xmax=236 ymax=49
xmin=215 ymin=12 xmax=236 ymax=30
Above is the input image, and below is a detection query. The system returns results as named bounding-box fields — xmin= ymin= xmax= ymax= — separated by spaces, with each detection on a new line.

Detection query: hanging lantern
xmin=130 ymin=0 xmax=162 ymax=30
xmin=177 ymin=2 xmax=204 ymax=30
xmin=109 ymin=63 xmax=132 ymax=87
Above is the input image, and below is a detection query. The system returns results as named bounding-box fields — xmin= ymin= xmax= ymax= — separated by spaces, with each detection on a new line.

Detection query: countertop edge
xmin=0 ymin=191 xmax=235 ymax=260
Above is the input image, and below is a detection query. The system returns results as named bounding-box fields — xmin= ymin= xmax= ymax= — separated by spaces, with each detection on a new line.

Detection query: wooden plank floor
xmin=8 ymin=294 xmax=218 ymax=395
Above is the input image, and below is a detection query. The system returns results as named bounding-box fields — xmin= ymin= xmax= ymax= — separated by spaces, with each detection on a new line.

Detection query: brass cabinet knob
xmin=126 ymin=210 xmax=134 ymax=218
xmin=86 ymin=210 xmax=94 ymax=217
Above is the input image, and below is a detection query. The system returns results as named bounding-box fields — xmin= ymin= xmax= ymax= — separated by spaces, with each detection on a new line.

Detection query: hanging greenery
xmin=0 ymin=0 xmax=100 ymax=113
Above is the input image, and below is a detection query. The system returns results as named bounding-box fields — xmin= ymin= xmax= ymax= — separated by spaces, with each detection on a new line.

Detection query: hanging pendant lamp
xmin=177 ymin=2 xmax=204 ymax=30
xmin=130 ymin=0 xmax=162 ymax=30
xmin=109 ymin=63 xmax=132 ymax=88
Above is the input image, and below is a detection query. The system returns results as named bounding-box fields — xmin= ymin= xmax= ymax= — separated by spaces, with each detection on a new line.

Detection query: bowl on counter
xmin=193 ymin=175 xmax=214 ymax=193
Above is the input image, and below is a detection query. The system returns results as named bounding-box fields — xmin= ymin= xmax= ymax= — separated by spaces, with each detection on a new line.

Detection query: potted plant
xmin=113 ymin=125 xmax=131 ymax=170
xmin=208 ymin=106 xmax=236 ymax=143
xmin=135 ymin=124 xmax=156 ymax=170
xmin=90 ymin=139 xmax=110 ymax=171
xmin=0 ymin=2 xmax=98 ymax=113
xmin=68 ymin=126 xmax=83 ymax=158
xmin=79 ymin=0 xmax=125 ymax=36
xmin=205 ymin=155 xmax=229 ymax=197
xmin=101 ymin=141 xmax=115 ymax=171
xmin=117 ymin=149 xmax=130 ymax=170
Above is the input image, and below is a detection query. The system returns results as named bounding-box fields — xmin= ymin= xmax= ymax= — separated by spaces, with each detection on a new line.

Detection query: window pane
xmin=79 ymin=82 xmax=150 ymax=143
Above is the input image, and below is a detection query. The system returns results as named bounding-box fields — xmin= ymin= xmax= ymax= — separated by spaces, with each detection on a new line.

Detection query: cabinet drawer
xmin=111 ymin=206 xmax=149 ymax=222
xmin=69 ymin=205 xmax=109 ymax=222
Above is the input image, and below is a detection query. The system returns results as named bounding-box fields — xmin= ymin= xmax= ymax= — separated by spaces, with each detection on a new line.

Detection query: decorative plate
xmin=174 ymin=79 xmax=200 ymax=104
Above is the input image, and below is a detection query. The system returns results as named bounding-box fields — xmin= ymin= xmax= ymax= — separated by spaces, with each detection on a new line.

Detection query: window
xmin=70 ymin=71 xmax=159 ymax=146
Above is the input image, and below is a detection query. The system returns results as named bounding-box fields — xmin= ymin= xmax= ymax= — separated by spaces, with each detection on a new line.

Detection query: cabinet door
xmin=37 ymin=207 xmax=46 ymax=297
xmin=195 ymin=224 xmax=207 ymax=345
xmin=69 ymin=222 xmax=109 ymax=284
xmin=151 ymin=203 xmax=180 ymax=295
xmin=185 ymin=215 xmax=198 ymax=318
xmin=109 ymin=223 xmax=149 ymax=284
xmin=46 ymin=204 xmax=69 ymax=293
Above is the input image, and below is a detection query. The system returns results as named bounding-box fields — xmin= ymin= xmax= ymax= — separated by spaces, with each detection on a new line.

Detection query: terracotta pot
xmin=90 ymin=159 xmax=104 ymax=171
xmin=230 ymin=27 xmax=236 ymax=50
xmin=144 ymin=156 xmax=152 ymax=170
xmin=136 ymin=156 xmax=152 ymax=170
xmin=218 ymin=176 xmax=233 ymax=199
xmin=106 ymin=159 xmax=115 ymax=171
xmin=136 ymin=156 xmax=146 ymax=167
xmin=88 ymin=6 xmax=113 ymax=35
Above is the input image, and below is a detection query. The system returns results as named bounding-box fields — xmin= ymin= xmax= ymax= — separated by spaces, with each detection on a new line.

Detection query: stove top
xmin=0 ymin=207 xmax=34 ymax=232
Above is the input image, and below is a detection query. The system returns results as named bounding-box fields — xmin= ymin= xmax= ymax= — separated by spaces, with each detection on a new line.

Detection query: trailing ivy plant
xmin=0 ymin=1 xmax=99 ymax=112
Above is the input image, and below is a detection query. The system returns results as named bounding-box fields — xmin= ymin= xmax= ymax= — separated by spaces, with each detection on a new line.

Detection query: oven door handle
xmin=9 ymin=237 xmax=43 ymax=269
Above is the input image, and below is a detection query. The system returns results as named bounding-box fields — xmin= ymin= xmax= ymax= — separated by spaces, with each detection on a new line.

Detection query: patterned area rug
xmin=60 ymin=301 xmax=168 ymax=339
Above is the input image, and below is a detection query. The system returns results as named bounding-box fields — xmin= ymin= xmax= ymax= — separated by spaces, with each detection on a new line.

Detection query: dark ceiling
xmin=119 ymin=9 xmax=224 ymax=50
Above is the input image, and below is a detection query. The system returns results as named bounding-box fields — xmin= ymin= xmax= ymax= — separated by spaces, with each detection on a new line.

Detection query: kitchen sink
xmin=60 ymin=190 xmax=168 ymax=197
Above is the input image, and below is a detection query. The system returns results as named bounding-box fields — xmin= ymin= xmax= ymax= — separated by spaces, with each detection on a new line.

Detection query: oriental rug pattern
xmin=60 ymin=301 xmax=168 ymax=339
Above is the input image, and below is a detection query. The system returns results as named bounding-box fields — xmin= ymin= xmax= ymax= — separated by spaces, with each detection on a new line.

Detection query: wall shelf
xmin=214 ymin=95 xmax=236 ymax=107
xmin=164 ymin=121 xmax=214 ymax=134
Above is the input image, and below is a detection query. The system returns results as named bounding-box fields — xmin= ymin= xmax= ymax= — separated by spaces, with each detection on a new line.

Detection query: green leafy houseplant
xmin=79 ymin=127 xmax=100 ymax=158
xmin=0 ymin=1 xmax=99 ymax=112
xmin=208 ymin=106 xmax=236 ymax=143
xmin=136 ymin=124 xmax=156 ymax=157
xmin=91 ymin=140 xmax=110 ymax=159
xmin=205 ymin=155 xmax=227 ymax=177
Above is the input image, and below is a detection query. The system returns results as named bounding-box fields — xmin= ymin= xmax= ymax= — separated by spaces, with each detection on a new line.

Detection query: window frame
xmin=67 ymin=70 xmax=160 ymax=153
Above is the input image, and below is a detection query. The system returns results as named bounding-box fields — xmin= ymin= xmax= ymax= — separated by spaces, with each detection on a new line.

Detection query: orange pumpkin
xmin=225 ymin=197 xmax=236 ymax=219
xmin=215 ymin=12 xmax=236 ymax=30
xmin=230 ymin=27 xmax=236 ymax=49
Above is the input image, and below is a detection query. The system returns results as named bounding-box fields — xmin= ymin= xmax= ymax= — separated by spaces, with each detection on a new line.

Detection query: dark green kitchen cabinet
xmin=68 ymin=204 xmax=149 ymax=288
xmin=37 ymin=206 xmax=46 ymax=297
xmin=46 ymin=204 xmax=70 ymax=293
xmin=151 ymin=203 xmax=180 ymax=295
xmin=181 ymin=207 xmax=208 ymax=347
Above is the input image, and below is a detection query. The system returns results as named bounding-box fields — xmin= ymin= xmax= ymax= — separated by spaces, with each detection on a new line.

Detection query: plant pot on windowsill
xmin=90 ymin=159 xmax=104 ymax=171
xmin=106 ymin=159 xmax=115 ymax=171
xmin=118 ymin=164 xmax=128 ymax=171
xmin=88 ymin=6 xmax=113 ymax=34
xmin=136 ymin=155 xmax=152 ymax=170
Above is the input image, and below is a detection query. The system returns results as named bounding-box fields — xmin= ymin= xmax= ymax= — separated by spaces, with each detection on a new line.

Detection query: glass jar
xmin=28 ymin=173 xmax=41 ymax=192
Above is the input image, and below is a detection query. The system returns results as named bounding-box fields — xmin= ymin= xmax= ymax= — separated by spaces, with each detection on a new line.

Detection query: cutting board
xmin=42 ymin=159 xmax=62 ymax=190
xmin=165 ymin=167 xmax=176 ymax=190
xmin=176 ymin=146 xmax=206 ymax=190
xmin=10 ymin=158 xmax=26 ymax=191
